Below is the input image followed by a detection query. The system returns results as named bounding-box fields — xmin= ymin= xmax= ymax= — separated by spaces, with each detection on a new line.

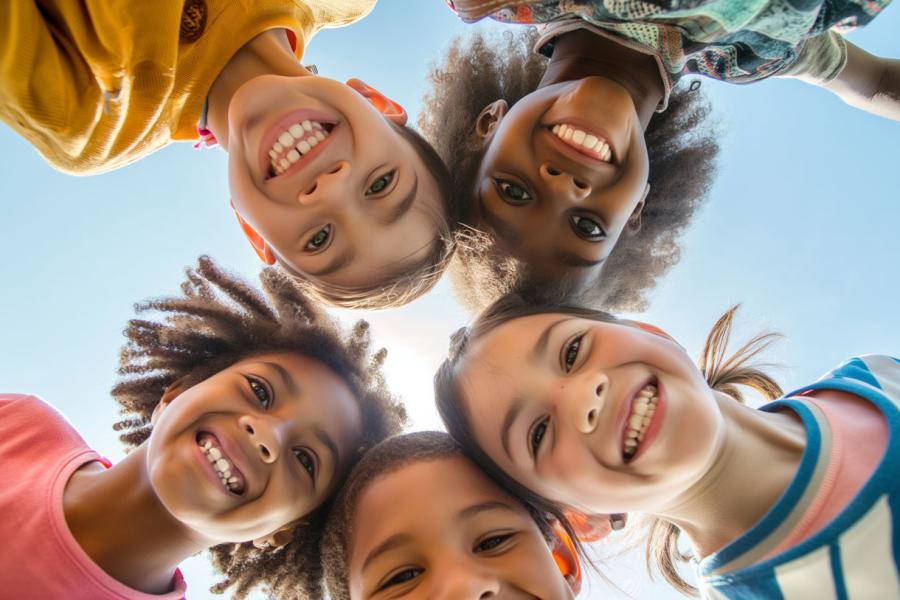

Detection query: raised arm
xmin=821 ymin=41 xmax=900 ymax=122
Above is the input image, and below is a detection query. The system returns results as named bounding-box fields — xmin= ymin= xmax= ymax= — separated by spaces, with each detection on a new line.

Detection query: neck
xmin=655 ymin=392 xmax=807 ymax=558
xmin=63 ymin=446 xmax=210 ymax=594
xmin=539 ymin=29 xmax=664 ymax=128
xmin=206 ymin=28 xmax=312 ymax=149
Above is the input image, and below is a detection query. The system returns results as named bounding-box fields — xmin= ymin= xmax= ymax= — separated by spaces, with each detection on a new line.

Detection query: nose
xmin=432 ymin=562 xmax=500 ymax=599
xmin=239 ymin=415 xmax=283 ymax=464
xmin=567 ymin=372 xmax=608 ymax=434
xmin=297 ymin=161 xmax=350 ymax=206
xmin=540 ymin=162 xmax=592 ymax=202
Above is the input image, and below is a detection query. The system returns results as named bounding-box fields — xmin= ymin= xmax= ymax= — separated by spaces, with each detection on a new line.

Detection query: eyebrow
xmin=362 ymin=533 xmax=413 ymax=571
xmin=479 ymin=198 xmax=525 ymax=246
xmin=456 ymin=500 xmax=518 ymax=521
xmin=500 ymin=396 xmax=525 ymax=461
xmin=262 ymin=361 xmax=298 ymax=396
xmin=379 ymin=172 xmax=418 ymax=226
xmin=553 ymin=250 xmax=605 ymax=268
xmin=528 ymin=318 xmax=573 ymax=363
xmin=306 ymin=246 xmax=356 ymax=277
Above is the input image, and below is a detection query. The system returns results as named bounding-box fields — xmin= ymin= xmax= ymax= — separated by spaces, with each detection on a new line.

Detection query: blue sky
xmin=0 ymin=2 xmax=897 ymax=598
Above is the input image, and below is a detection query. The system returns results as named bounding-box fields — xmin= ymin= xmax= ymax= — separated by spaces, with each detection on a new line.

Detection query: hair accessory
xmin=551 ymin=521 xmax=582 ymax=594
xmin=231 ymin=202 xmax=276 ymax=265
xmin=194 ymin=98 xmax=218 ymax=149
xmin=609 ymin=513 xmax=628 ymax=530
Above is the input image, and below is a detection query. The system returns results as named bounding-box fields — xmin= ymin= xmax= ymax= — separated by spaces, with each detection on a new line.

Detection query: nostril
xmin=547 ymin=166 xmax=561 ymax=176
xmin=574 ymin=178 xmax=589 ymax=190
xmin=259 ymin=445 xmax=270 ymax=459
xmin=304 ymin=182 xmax=318 ymax=195
xmin=587 ymin=408 xmax=598 ymax=425
xmin=244 ymin=424 xmax=254 ymax=435
xmin=327 ymin=164 xmax=341 ymax=175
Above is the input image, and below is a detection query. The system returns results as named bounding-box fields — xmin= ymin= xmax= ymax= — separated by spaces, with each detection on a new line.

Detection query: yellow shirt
xmin=0 ymin=0 xmax=376 ymax=175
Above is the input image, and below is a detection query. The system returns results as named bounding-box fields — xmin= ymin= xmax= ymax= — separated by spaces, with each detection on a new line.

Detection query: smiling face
xmin=347 ymin=456 xmax=575 ymax=600
xmin=146 ymin=351 xmax=362 ymax=543
xmin=475 ymin=77 xmax=649 ymax=283
xmin=455 ymin=314 xmax=723 ymax=515
xmin=226 ymin=75 xmax=443 ymax=289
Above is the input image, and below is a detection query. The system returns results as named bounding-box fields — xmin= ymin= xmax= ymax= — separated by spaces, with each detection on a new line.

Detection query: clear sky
xmin=0 ymin=2 xmax=897 ymax=599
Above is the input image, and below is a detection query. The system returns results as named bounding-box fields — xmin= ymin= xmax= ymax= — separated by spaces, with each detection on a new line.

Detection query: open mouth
xmin=549 ymin=123 xmax=614 ymax=163
xmin=265 ymin=119 xmax=336 ymax=179
xmin=197 ymin=432 xmax=247 ymax=495
xmin=621 ymin=379 xmax=659 ymax=462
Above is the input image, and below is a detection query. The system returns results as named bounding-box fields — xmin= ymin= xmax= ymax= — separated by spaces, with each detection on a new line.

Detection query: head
xmin=226 ymin=75 xmax=459 ymax=309
xmin=322 ymin=431 xmax=583 ymax=599
xmin=420 ymin=29 xmax=719 ymax=312
xmin=112 ymin=256 xmax=407 ymax=598
xmin=434 ymin=295 xmax=782 ymax=593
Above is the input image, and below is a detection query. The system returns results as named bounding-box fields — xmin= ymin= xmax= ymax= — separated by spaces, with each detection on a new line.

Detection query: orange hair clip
xmin=230 ymin=202 xmax=276 ymax=265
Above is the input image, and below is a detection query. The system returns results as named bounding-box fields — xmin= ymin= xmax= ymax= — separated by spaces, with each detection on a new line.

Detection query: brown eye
xmin=530 ymin=417 xmax=549 ymax=456
xmin=379 ymin=567 xmax=423 ymax=590
xmin=570 ymin=215 xmax=605 ymax=240
xmin=494 ymin=179 xmax=532 ymax=204
xmin=305 ymin=224 xmax=331 ymax=251
xmin=246 ymin=377 xmax=271 ymax=409
xmin=294 ymin=448 xmax=316 ymax=479
xmin=564 ymin=335 xmax=583 ymax=372
xmin=475 ymin=533 xmax=514 ymax=553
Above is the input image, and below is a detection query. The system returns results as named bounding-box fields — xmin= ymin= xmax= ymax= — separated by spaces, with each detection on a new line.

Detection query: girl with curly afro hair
xmin=0 ymin=256 xmax=405 ymax=599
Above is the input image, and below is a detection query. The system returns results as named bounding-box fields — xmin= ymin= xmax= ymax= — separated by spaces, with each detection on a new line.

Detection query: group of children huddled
xmin=2 ymin=0 xmax=898 ymax=598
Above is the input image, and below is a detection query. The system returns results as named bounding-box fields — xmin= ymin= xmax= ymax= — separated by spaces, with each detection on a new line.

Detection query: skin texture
xmin=206 ymin=30 xmax=442 ymax=289
xmin=822 ymin=41 xmax=900 ymax=122
xmin=473 ymin=30 xmax=662 ymax=284
xmin=455 ymin=314 xmax=807 ymax=557
xmin=347 ymin=456 xmax=576 ymax=599
xmin=63 ymin=352 xmax=362 ymax=593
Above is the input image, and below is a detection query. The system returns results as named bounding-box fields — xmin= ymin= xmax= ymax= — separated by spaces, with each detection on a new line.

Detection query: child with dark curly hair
xmin=0 ymin=256 xmax=406 ymax=599
xmin=321 ymin=431 xmax=597 ymax=599
xmin=423 ymin=0 xmax=898 ymax=313
xmin=0 ymin=1 xmax=458 ymax=310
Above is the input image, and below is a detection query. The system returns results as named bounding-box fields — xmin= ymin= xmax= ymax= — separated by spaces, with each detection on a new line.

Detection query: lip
xmin=616 ymin=376 xmax=666 ymax=463
xmin=542 ymin=118 xmax=619 ymax=166
xmin=258 ymin=109 xmax=340 ymax=182
xmin=195 ymin=430 xmax=251 ymax=497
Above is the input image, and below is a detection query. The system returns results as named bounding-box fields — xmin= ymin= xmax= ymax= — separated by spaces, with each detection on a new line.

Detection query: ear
xmin=626 ymin=183 xmax=649 ymax=234
xmin=230 ymin=201 xmax=276 ymax=265
xmin=550 ymin=520 xmax=582 ymax=595
xmin=346 ymin=78 xmax=407 ymax=125
xmin=563 ymin=508 xmax=614 ymax=542
xmin=474 ymin=100 xmax=508 ymax=140
xmin=150 ymin=377 xmax=192 ymax=425
xmin=252 ymin=521 xmax=301 ymax=550
xmin=622 ymin=320 xmax=683 ymax=349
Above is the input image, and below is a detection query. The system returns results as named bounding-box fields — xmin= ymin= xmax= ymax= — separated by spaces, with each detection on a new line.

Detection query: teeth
xmin=289 ymin=124 xmax=304 ymax=138
xmin=622 ymin=384 xmax=659 ymax=460
xmin=208 ymin=447 xmax=221 ymax=461
xmin=268 ymin=121 xmax=333 ymax=175
xmin=315 ymin=130 xmax=325 ymax=142
xmin=297 ymin=140 xmax=311 ymax=154
xmin=273 ymin=142 xmax=284 ymax=153
xmin=287 ymin=149 xmax=300 ymax=163
xmin=307 ymin=136 xmax=318 ymax=148
xmin=302 ymin=120 xmax=313 ymax=131
xmin=551 ymin=123 xmax=613 ymax=162
xmin=215 ymin=458 xmax=230 ymax=472
xmin=584 ymin=134 xmax=598 ymax=148
xmin=278 ymin=132 xmax=293 ymax=147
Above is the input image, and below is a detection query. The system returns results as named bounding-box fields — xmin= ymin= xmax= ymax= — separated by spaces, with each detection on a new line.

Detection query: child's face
xmin=347 ymin=456 xmax=575 ymax=599
xmin=475 ymin=77 xmax=649 ymax=283
xmin=225 ymin=76 xmax=443 ymax=290
xmin=147 ymin=352 xmax=362 ymax=543
xmin=455 ymin=314 xmax=722 ymax=516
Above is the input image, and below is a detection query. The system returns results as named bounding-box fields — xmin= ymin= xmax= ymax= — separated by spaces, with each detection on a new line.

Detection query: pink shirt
xmin=0 ymin=394 xmax=186 ymax=599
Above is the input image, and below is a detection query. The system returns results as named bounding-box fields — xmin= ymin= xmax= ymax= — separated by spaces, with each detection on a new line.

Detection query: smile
xmin=266 ymin=119 xmax=336 ymax=178
xmin=550 ymin=123 xmax=614 ymax=163
xmin=621 ymin=379 xmax=663 ymax=462
xmin=197 ymin=431 xmax=247 ymax=495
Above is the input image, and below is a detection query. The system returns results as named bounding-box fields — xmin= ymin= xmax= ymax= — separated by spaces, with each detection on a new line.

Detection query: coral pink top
xmin=0 ymin=394 xmax=186 ymax=599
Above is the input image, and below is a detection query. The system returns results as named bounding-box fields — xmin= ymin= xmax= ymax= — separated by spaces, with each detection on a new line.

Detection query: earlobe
xmin=346 ymin=78 xmax=408 ymax=125
xmin=626 ymin=185 xmax=649 ymax=234
xmin=474 ymin=100 xmax=508 ymax=140
xmin=231 ymin=201 xmax=276 ymax=265
xmin=151 ymin=377 xmax=192 ymax=425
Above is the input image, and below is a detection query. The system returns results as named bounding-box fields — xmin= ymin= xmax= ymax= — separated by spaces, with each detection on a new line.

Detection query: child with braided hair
xmin=0 ymin=256 xmax=406 ymax=599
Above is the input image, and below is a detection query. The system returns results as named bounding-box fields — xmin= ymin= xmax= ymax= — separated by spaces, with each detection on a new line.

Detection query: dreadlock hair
xmin=434 ymin=294 xmax=783 ymax=596
xmin=286 ymin=124 xmax=460 ymax=310
xmin=321 ymin=431 xmax=587 ymax=599
xmin=111 ymin=255 xmax=407 ymax=599
xmin=419 ymin=28 xmax=720 ymax=313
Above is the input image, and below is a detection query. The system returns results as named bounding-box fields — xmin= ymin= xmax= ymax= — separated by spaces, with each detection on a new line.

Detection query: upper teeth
xmin=269 ymin=120 xmax=330 ymax=176
xmin=623 ymin=384 xmax=658 ymax=460
xmin=201 ymin=438 xmax=242 ymax=492
xmin=551 ymin=124 xmax=612 ymax=162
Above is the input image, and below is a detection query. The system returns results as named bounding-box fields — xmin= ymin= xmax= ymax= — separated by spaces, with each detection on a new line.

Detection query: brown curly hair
xmin=111 ymin=255 xmax=407 ymax=598
xmin=419 ymin=28 xmax=720 ymax=313
xmin=434 ymin=294 xmax=783 ymax=596
xmin=321 ymin=431 xmax=586 ymax=600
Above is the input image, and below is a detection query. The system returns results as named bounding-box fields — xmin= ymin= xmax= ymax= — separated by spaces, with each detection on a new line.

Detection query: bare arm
xmin=819 ymin=41 xmax=900 ymax=121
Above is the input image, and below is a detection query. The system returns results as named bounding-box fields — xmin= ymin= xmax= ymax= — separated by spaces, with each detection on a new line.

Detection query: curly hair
xmin=288 ymin=124 xmax=460 ymax=310
xmin=419 ymin=28 xmax=720 ymax=313
xmin=321 ymin=431 xmax=583 ymax=600
xmin=434 ymin=295 xmax=783 ymax=596
xmin=110 ymin=255 xmax=407 ymax=599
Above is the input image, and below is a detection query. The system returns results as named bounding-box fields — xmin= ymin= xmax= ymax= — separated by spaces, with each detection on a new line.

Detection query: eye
xmin=570 ymin=215 xmax=606 ymax=240
xmin=494 ymin=179 xmax=532 ymax=204
xmin=246 ymin=377 xmax=272 ymax=409
xmin=475 ymin=533 xmax=514 ymax=553
xmin=366 ymin=170 xmax=395 ymax=195
xmin=378 ymin=567 xmax=423 ymax=591
xmin=294 ymin=448 xmax=317 ymax=479
xmin=530 ymin=416 xmax=549 ymax=457
xmin=304 ymin=224 xmax=331 ymax=252
xmin=564 ymin=334 xmax=583 ymax=372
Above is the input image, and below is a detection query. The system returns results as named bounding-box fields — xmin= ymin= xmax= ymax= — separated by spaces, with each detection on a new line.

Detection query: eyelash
xmin=530 ymin=416 xmax=549 ymax=457
xmin=304 ymin=223 xmax=331 ymax=252
xmin=494 ymin=178 xmax=532 ymax=204
xmin=294 ymin=448 xmax=317 ymax=479
xmin=246 ymin=376 xmax=272 ymax=409
xmin=367 ymin=170 xmax=395 ymax=195
xmin=570 ymin=215 xmax=606 ymax=240
xmin=378 ymin=567 xmax=423 ymax=591
xmin=475 ymin=532 xmax=515 ymax=553
xmin=564 ymin=334 xmax=584 ymax=373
